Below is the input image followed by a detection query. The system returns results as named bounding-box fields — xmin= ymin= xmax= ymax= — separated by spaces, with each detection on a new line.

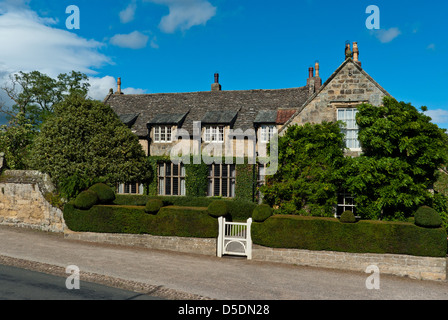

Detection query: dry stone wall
xmin=0 ymin=170 xmax=66 ymax=233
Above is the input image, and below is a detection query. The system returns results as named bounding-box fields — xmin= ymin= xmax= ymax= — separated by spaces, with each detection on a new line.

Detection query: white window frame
xmin=337 ymin=108 xmax=361 ymax=151
xmin=154 ymin=126 xmax=172 ymax=143
xmin=335 ymin=191 xmax=357 ymax=218
xmin=207 ymin=163 xmax=236 ymax=198
xmin=259 ymin=125 xmax=276 ymax=143
xmin=158 ymin=162 xmax=186 ymax=196
xmin=204 ymin=126 xmax=224 ymax=143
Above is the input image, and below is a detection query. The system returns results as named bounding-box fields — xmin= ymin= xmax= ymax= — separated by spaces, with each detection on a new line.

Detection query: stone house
xmin=104 ymin=42 xmax=391 ymax=207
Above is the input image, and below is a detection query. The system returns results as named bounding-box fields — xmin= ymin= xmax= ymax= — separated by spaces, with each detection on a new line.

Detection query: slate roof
xmin=105 ymin=87 xmax=311 ymax=137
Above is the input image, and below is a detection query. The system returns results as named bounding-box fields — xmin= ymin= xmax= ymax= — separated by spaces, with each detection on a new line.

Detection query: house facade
xmin=104 ymin=42 xmax=391 ymax=205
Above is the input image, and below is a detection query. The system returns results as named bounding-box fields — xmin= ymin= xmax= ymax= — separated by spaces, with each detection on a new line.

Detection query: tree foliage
xmin=0 ymin=112 xmax=36 ymax=169
xmin=339 ymin=97 xmax=448 ymax=220
xmin=28 ymin=95 xmax=151 ymax=193
xmin=1 ymin=70 xmax=89 ymax=125
xmin=260 ymin=121 xmax=346 ymax=216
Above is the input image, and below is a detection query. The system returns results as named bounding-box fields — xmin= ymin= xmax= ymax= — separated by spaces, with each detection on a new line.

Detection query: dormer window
xmin=259 ymin=125 xmax=276 ymax=143
xmin=154 ymin=125 xmax=172 ymax=143
xmin=204 ymin=125 xmax=224 ymax=143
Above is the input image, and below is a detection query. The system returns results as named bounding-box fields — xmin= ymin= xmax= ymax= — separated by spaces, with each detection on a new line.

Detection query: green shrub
xmin=340 ymin=210 xmax=356 ymax=223
xmin=251 ymin=215 xmax=447 ymax=257
xmin=88 ymin=183 xmax=116 ymax=204
xmin=73 ymin=190 xmax=98 ymax=210
xmin=207 ymin=200 xmax=229 ymax=218
xmin=252 ymin=204 xmax=273 ymax=222
xmin=414 ymin=206 xmax=443 ymax=228
xmin=145 ymin=199 xmax=163 ymax=214
xmin=63 ymin=204 xmax=218 ymax=238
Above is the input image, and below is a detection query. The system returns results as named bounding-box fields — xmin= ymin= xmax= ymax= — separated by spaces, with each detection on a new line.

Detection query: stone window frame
xmin=158 ymin=162 xmax=186 ymax=196
xmin=117 ymin=182 xmax=144 ymax=195
xmin=207 ymin=163 xmax=236 ymax=198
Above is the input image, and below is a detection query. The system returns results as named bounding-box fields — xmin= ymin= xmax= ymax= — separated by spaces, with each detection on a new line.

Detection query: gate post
xmin=246 ymin=218 xmax=253 ymax=260
xmin=217 ymin=216 xmax=224 ymax=257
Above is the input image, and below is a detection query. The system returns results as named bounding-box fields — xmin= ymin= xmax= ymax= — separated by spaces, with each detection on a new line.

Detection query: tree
xmin=0 ymin=112 xmax=36 ymax=169
xmin=339 ymin=97 xmax=448 ymax=220
xmin=28 ymin=95 xmax=151 ymax=198
xmin=260 ymin=121 xmax=346 ymax=216
xmin=1 ymin=70 xmax=90 ymax=125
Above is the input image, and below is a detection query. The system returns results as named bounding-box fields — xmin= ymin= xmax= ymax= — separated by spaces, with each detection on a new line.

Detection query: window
xmin=117 ymin=183 xmax=144 ymax=195
xmin=259 ymin=125 xmax=276 ymax=143
xmin=154 ymin=126 xmax=172 ymax=143
xmin=336 ymin=191 xmax=356 ymax=217
xmin=337 ymin=108 xmax=360 ymax=150
xmin=204 ymin=126 xmax=224 ymax=143
xmin=256 ymin=163 xmax=267 ymax=203
xmin=158 ymin=162 xmax=186 ymax=196
xmin=207 ymin=164 xmax=235 ymax=197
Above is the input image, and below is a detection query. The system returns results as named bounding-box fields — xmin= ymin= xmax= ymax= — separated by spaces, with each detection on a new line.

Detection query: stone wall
xmin=252 ymin=245 xmax=446 ymax=281
xmin=0 ymin=170 xmax=66 ymax=233
xmin=64 ymin=230 xmax=217 ymax=256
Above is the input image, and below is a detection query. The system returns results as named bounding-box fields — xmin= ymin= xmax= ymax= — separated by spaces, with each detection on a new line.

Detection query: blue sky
xmin=0 ymin=0 xmax=447 ymax=128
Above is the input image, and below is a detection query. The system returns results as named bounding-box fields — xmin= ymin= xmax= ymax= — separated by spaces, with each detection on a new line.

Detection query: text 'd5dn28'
xmin=178 ymin=304 xmax=270 ymax=317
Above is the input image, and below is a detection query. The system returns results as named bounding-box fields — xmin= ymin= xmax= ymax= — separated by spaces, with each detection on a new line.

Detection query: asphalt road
xmin=0 ymin=264 xmax=161 ymax=300
xmin=1 ymin=225 xmax=448 ymax=300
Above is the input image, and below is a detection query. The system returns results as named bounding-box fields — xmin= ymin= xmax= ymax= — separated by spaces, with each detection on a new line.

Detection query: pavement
xmin=1 ymin=225 xmax=448 ymax=300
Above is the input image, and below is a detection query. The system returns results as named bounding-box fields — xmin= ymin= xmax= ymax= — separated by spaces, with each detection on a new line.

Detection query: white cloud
xmin=373 ymin=27 xmax=401 ymax=43
xmin=424 ymin=109 xmax=448 ymax=125
xmin=110 ymin=31 xmax=149 ymax=49
xmin=145 ymin=0 xmax=217 ymax=33
xmin=88 ymin=76 xmax=147 ymax=101
xmin=0 ymin=8 xmax=111 ymax=77
xmin=119 ymin=1 xmax=137 ymax=24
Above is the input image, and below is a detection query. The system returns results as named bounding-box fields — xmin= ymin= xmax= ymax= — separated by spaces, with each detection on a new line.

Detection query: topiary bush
xmin=252 ymin=204 xmax=273 ymax=222
xmin=73 ymin=190 xmax=98 ymax=210
xmin=145 ymin=199 xmax=163 ymax=214
xmin=340 ymin=210 xmax=356 ymax=223
xmin=207 ymin=200 xmax=229 ymax=218
xmin=88 ymin=183 xmax=116 ymax=204
xmin=414 ymin=206 xmax=442 ymax=228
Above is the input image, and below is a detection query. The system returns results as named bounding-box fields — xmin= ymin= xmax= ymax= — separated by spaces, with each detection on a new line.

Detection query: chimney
xmin=314 ymin=61 xmax=322 ymax=91
xmin=211 ymin=73 xmax=222 ymax=91
xmin=308 ymin=67 xmax=314 ymax=79
xmin=307 ymin=67 xmax=315 ymax=94
xmin=345 ymin=42 xmax=352 ymax=60
xmin=116 ymin=77 xmax=123 ymax=95
xmin=353 ymin=42 xmax=361 ymax=67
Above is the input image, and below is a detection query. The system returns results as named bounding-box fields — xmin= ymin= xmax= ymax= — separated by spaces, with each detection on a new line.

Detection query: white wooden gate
xmin=217 ymin=217 xmax=252 ymax=260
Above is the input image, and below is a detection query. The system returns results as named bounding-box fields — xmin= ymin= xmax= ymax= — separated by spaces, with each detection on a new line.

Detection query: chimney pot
xmin=214 ymin=73 xmax=219 ymax=84
xmin=117 ymin=77 xmax=122 ymax=94
xmin=353 ymin=42 xmax=359 ymax=62
xmin=211 ymin=73 xmax=222 ymax=91
xmin=315 ymin=61 xmax=320 ymax=77
xmin=308 ymin=67 xmax=314 ymax=78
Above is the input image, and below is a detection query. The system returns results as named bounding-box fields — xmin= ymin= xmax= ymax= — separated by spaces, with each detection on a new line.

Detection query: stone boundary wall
xmin=0 ymin=170 xmax=66 ymax=233
xmin=64 ymin=230 xmax=217 ymax=256
xmin=252 ymin=246 xmax=446 ymax=281
xmin=64 ymin=230 xmax=446 ymax=281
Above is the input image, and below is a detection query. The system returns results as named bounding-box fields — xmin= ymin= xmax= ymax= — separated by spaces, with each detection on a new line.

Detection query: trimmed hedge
xmin=89 ymin=183 xmax=116 ymax=204
xmin=252 ymin=204 xmax=273 ymax=222
xmin=414 ymin=206 xmax=442 ymax=228
xmin=113 ymin=195 xmax=256 ymax=221
xmin=340 ymin=210 xmax=356 ymax=223
xmin=207 ymin=200 xmax=229 ymax=218
xmin=145 ymin=199 xmax=163 ymax=214
xmin=63 ymin=203 xmax=218 ymax=238
xmin=252 ymin=215 xmax=447 ymax=257
xmin=73 ymin=190 xmax=98 ymax=210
